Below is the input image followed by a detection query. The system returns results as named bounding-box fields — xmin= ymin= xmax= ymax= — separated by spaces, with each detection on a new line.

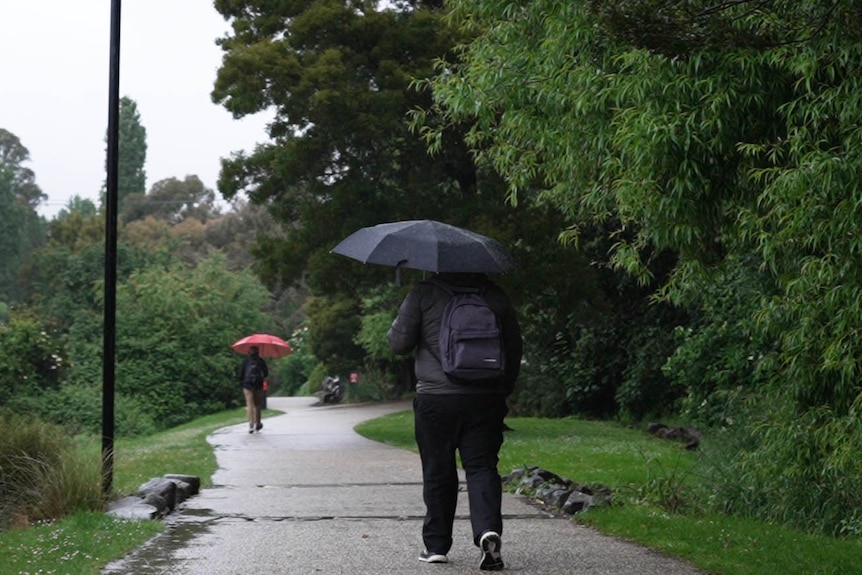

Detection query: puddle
xmin=101 ymin=509 xmax=215 ymax=574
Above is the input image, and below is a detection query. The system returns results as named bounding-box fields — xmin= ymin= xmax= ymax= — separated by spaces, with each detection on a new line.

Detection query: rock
xmin=107 ymin=474 xmax=201 ymax=523
xmin=106 ymin=496 xmax=161 ymax=520
xmin=138 ymin=477 xmax=178 ymax=511
xmin=647 ymin=422 xmax=702 ymax=449
xmin=538 ymin=486 xmax=574 ymax=508
xmin=561 ymin=491 xmax=594 ymax=515
xmin=519 ymin=473 xmax=546 ymax=490
xmin=168 ymin=478 xmax=194 ymax=504
xmin=140 ymin=492 xmax=169 ymax=515
xmin=165 ymin=474 xmax=201 ymax=496
xmin=503 ymin=467 xmax=612 ymax=517
xmin=502 ymin=468 xmax=527 ymax=485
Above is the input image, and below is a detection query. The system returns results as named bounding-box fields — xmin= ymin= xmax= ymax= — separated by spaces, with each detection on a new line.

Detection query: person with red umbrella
xmin=238 ymin=346 xmax=269 ymax=433
xmin=232 ymin=334 xmax=292 ymax=433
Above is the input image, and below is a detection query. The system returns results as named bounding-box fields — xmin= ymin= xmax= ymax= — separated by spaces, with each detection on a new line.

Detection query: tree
xmin=211 ymin=0 xmax=506 ymax=288
xmin=121 ymin=175 xmax=218 ymax=224
xmin=0 ymin=129 xmax=44 ymax=209
xmin=55 ymin=196 xmax=98 ymax=220
xmin=104 ymin=96 xmax=147 ymax=208
xmin=0 ymin=129 xmax=46 ymax=302
xmin=422 ymin=0 xmax=862 ymax=534
xmin=210 ymin=0 xmax=538 ymax=380
xmin=110 ymin=254 xmax=276 ymax=428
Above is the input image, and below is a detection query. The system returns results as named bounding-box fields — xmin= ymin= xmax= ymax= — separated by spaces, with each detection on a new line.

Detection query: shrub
xmin=0 ymin=415 xmax=104 ymax=532
xmin=7 ymin=384 xmax=157 ymax=438
xmin=507 ymin=366 xmax=572 ymax=418
xmin=298 ymin=362 xmax=330 ymax=396
xmin=691 ymin=395 xmax=862 ymax=537
xmin=275 ymin=326 xmax=317 ymax=396
xmin=345 ymin=364 xmax=399 ymax=402
xmin=0 ymin=312 xmax=66 ymax=406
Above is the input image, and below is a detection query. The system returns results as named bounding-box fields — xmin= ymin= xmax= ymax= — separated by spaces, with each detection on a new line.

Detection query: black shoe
xmin=248 ymin=426 xmax=254 ymax=434
xmin=255 ymin=422 xmax=263 ymax=431
xmin=479 ymin=531 xmax=504 ymax=571
xmin=418 ymin=550 xmax=448 ymax=564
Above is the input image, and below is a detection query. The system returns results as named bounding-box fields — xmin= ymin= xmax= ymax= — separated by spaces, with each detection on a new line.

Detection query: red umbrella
xmin=231 ymin=333 xmax=293 ymax=358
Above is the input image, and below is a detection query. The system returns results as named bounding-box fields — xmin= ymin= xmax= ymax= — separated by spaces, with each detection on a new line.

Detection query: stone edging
xmin=106 ymin=474 xmax=201 ymax=520
xmin=503 ymin=466 xmax=613 ymax=515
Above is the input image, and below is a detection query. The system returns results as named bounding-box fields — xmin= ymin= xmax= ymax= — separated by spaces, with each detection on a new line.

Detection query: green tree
xmin=61 ymin=253 xmax=277 ymax=430
xmin=210 ymin=0 xmax=511 ymax=284
xmin=121 ymin=175 xmax=218 ymax=224
xmin=422 ymin=0 xmax=862 ymax=534
xmin=0 ymin=129 xmax=44 ymax=208
xmin=104 ymin=96 xmax=147 ymax=208
xmin=55 ymin=195 xmax=98 ymax=220
xmin=210 ymin=0 xmax=530 ymax=379
xmin=0 ymin=129 xmax=46 ymax=303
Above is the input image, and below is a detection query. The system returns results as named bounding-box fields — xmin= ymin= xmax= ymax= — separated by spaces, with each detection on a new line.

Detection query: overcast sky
xmin=1 ymin=0 xmax=270 ymax=219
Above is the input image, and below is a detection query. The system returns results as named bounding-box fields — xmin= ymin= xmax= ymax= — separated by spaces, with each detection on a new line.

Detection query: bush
xmin=275 ymin=326 xmax=317 ymax=396
xmin=507 ymin=366 xmax=572 ymax=418
xmin=0 ymin=415 xmax=104 ymax=532
xmin=298 ymin=362 xmax=330 ymax=397
xmin=0 ymin=312 xmax=66 ymax=406
xmin=693 ymin=397 xmax=862 ymax=537
xmin=345 ymin=364 xmax=400 ymax=402
xmin=7 ymin=384 xmax=157 ymax=438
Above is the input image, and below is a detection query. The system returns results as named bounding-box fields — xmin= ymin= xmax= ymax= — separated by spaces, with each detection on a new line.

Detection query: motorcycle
xmin=321 ymin=375 xmax=344 ymax=404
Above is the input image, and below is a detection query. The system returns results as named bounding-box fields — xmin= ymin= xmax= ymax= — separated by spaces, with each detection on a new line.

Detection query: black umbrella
xmin=331 ymin=220 xmax=517 ymax=274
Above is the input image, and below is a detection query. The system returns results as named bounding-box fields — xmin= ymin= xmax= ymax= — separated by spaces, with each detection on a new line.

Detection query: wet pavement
xmin=102 ymin=397 xmax=706 ymax=575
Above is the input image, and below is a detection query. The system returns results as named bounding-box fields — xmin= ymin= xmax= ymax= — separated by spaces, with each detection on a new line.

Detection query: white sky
xmin=1 ymin=0 xmax=271 ymax=219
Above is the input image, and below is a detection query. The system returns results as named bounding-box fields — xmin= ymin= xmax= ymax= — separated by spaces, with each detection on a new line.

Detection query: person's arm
xmin=261 ymin=359 xmax=269 ymax=379
xmin=387 ymin=288 xmax=422 ymax=355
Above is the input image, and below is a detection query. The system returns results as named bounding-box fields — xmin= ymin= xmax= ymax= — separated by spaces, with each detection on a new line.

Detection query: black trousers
xmin=413 ymin=393 xmax=508 ymax=555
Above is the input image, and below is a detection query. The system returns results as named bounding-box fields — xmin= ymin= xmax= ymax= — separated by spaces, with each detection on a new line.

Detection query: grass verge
xmin=0 ymin=407 xmax=274 ymax=575
xmin=355 ymin=410 xmax=862 ymax=575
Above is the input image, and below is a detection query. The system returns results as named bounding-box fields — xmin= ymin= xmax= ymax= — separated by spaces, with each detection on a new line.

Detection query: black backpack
xmin=243 ymin=357 xmax=264 ymax=387
xmin=435 ymin=281 xmax=506 ymax=383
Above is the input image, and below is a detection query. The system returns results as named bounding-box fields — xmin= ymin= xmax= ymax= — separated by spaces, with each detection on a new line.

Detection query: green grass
xmin=112 ymin=408 xmax=269 ymax=494
xmin=0 ymin=407 xmax=276 ymax=575
xmin=0 ymin=512 xmax=163 ymax=575
xmin=355 ymin=410 xmax=862 ymax=575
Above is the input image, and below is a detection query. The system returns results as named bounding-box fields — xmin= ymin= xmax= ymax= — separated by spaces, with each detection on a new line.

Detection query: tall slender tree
xmin=104 ymin=96 xmax=147 ymax=209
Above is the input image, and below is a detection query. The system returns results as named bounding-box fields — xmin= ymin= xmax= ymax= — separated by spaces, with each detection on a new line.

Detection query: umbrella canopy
xmin=330 ymin=220 xmax=517 ymax=274
xmin=231 ymin=333 xmax=293 ymax=358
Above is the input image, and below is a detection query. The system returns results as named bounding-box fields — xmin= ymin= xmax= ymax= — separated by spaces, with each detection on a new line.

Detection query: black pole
xmin=102 ymin=0 xmax=122 ymax=497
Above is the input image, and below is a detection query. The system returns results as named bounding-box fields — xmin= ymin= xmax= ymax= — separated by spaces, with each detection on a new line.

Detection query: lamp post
xmin=102 ymin=0 xmax=122 ymax=496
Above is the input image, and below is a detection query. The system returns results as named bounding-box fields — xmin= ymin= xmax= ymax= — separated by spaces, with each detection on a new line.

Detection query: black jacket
xmin=238 ymin=354 xmax=268 ymax=390
xmin=387 ymin=273 xmax=522 ymax=395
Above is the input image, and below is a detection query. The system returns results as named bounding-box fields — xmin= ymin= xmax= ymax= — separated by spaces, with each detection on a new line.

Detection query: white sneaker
xmin=479 ymin=531 xmax=504 ymax=571
xmin=418 ymin=550 xmax=448 ymax=563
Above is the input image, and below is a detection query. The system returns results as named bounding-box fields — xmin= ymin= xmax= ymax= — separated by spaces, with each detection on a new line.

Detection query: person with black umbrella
xmin=332 ymin=220 xmax=522 ymax=569
xmin=387 ymin=270 xmax=522 ymax=571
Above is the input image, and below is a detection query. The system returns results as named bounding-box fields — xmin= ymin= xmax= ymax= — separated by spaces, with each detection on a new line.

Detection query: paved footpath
xmin=102 ymin=397 xmax=706 ymax=575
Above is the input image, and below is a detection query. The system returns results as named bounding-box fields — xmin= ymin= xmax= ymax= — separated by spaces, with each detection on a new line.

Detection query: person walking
xmin=387 ymin=272 xmax=522 ymax=571
xmin=239 ymin=346 xmax=268 ymax=433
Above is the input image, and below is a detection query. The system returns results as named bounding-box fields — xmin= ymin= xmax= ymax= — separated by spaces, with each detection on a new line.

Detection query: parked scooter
xmin=321 ymin=375 xmax=344 ymax=404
